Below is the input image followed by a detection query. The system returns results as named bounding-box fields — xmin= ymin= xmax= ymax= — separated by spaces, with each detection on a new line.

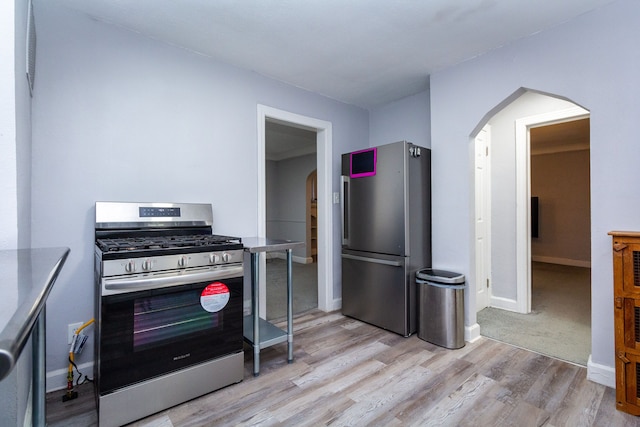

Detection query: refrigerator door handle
xmin=341 ymin=175 xmax=350 ymax=246
xmin=341 ymin=253 xmax=403 ymax=267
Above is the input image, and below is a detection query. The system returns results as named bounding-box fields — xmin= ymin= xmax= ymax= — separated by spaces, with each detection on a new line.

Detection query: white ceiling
xmin=265 ymin=120 xmax=316 ymax=161
xmin=530 ymin=118 xmax=590 ymax=155
xmin=50 ymin=0 xmax=616 ymax=110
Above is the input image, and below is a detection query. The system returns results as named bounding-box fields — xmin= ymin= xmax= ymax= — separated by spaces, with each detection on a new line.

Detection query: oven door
xmin=98 ymin=273 xmax=243 ymax=394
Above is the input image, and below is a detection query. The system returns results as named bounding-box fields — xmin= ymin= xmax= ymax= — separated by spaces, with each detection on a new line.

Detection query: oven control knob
xmin=209 ymin=253 xmax=221 ymax=264
xmin=125 ymin=260 xmax=136 ymax=273
xmin=178 ymin=256 xmax=188 ymax=268
xmin=222 ymin=252 xmax=231 ymax=263
xmin=142 ymin=259 xmax=152 ymax=271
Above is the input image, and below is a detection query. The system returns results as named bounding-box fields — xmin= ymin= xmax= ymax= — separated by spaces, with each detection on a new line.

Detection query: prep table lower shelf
xmin=243 ymin=316 xmax=287 ymax=349
xmin=242 ymin=237 xmax=304 ymax=376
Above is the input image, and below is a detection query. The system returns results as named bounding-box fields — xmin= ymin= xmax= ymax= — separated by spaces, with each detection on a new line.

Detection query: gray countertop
xmin=0 ymin=247 xmax=70 ymax=381
xmin=242 ymin=237 xmax=304 ymax=253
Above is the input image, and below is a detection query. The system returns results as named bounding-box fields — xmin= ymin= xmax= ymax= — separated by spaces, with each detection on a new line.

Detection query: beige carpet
xmin=477 ymin=262 xmax=591 ymax=366
xmin=265 ymin=257 xmax=318 ymax=321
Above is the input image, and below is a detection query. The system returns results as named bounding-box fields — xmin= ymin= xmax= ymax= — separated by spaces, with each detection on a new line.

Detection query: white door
xmin=475 ymin=125 xmax=491 ymax=311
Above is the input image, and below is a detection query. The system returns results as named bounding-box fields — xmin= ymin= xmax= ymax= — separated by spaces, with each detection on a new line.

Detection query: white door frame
xmin=514 ymin=106 xmax=589 ymax=313
xmin=257 ymin=105 xmax=333 ymax=315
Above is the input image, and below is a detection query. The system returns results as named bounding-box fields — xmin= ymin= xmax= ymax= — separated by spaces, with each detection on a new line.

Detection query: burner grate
xmin=97 ymin=235 xmax=242 ymax=253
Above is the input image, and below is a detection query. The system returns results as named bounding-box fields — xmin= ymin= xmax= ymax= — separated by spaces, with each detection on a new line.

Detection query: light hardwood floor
xmin=47 ymin=310 xmax=640 ymax=426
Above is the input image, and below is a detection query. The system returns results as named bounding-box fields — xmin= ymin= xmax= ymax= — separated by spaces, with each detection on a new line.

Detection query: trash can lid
xmin=416 ymin=268 xmax=465 ymax=284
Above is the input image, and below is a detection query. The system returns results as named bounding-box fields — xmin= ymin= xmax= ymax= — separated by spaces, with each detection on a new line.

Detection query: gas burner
xmin=97 ymin=235 xmax=242 ymax=253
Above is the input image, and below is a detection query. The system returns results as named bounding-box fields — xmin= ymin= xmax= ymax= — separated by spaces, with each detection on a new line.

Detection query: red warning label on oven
xmin=200 ymin=282 xmax=230 ymax=312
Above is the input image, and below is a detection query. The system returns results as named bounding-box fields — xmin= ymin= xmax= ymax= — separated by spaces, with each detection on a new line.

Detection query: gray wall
xmin=32 ymin=3 xmax=368 ymax=389
xmin=0 ymin=0 xmax=19 ymax=251
xmin=369 ymin=90 xmax=431 ymax=148
xmin=0 ymin=0 xmax=34 ymax=424
xmin=1 ymin=0 xmax=32 ymax=250
xmin=16 ymin=0 xmax=33 ymax=251
xmin=430 ymin=0 xmax=639 ymax=379
xmin=266 ymin=153 xmax=317 ymax=259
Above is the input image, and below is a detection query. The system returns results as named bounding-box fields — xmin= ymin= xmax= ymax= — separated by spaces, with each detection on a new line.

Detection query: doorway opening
xmin=264 ymin=122 xmax=318 ymax=320
xmin=257 ymin=105 xmax=334 ymax=320
xmin=472 ymin=89 xmax=591 ymax=365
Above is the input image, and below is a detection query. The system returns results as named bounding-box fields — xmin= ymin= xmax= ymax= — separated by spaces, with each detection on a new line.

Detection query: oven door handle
xmin=103 ymin=265 xmax=243 ymax=294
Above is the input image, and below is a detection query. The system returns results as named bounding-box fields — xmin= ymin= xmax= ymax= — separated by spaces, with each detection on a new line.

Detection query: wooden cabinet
xmin=308 ymin=201 xmax=317 ymax=261
xmin=306 ymin=170 xmax=317 ymax=262
xmin=610 ymin=231 xmax=640 ymax=415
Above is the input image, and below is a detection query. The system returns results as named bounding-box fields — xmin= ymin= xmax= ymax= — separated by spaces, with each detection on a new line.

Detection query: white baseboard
xmin=46 ymin=361 xmax=94 ymax=393
xmin=489 ymin=296 xmax=519 ymax=312
xmin=331 ymin=297 xmax=342 ymax=312
xmin=587 ymin=355 xmax=615 ymax=388
xmin=531 ymin=256 xmax=591 ymax=268
xmin=465 ymin=323 xmax=481 ymax=343
xmin=267 ymin=252 xmax=311 ymax=264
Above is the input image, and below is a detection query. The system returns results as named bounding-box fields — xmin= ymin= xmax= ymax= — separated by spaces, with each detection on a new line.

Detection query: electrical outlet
xmin=333 ymin=192 xmax=340 ymax=204
xmin=68 ymin=322 xmax=83 ymax=344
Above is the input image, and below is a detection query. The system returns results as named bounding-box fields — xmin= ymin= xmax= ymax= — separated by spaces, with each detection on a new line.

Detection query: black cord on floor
xmin=68 ymin=355 xmax=94 ymax=386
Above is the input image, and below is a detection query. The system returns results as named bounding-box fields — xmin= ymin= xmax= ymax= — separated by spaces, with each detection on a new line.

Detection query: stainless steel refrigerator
xmin=341 ymin=140 xmax=431 ymax=336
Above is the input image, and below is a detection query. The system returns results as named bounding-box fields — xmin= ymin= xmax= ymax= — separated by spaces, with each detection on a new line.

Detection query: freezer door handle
xmin=341 ymin=253 xmax=403 ymax=267
xmin=341 ymin=175 xmax=350 ymax=246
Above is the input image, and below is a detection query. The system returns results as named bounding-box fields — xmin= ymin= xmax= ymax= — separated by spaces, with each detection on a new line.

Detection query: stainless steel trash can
xmin=416 ymin=269 xmax=465 ymax=349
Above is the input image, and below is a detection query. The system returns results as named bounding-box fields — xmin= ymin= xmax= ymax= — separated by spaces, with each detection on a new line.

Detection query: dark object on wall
xmin=531 ymin=196 xmax=539 ymax=238
xmin=26 ymin=0 xmax=36 ymax=96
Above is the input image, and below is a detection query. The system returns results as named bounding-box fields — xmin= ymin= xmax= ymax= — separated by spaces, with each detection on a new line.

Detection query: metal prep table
xmin=242 ymin=237 xmax=304 ymax=376
xmin=0 ymin=247 xmax=70 ymax=427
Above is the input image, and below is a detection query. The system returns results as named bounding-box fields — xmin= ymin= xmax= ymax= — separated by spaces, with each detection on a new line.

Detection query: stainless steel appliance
xmin=94 ymin=202 xmax=244 ymax=427
xmin=341 ymin=141 xmax=431 ymax=336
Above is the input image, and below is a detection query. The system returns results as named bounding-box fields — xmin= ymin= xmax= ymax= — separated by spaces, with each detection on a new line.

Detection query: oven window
xmin=99 ymin=278 xmax=243 ymax=394
xmin=133 ymin=289 xmax=220 ymax=351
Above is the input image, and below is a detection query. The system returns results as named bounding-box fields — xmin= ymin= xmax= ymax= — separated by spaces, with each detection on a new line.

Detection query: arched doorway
xmin=472 ymin=89 xmax=591 ymax=365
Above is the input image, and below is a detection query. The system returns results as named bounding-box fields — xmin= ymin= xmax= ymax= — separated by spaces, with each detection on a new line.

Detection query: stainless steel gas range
xmin=94 ymin=202 xmax=244 ymax=427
